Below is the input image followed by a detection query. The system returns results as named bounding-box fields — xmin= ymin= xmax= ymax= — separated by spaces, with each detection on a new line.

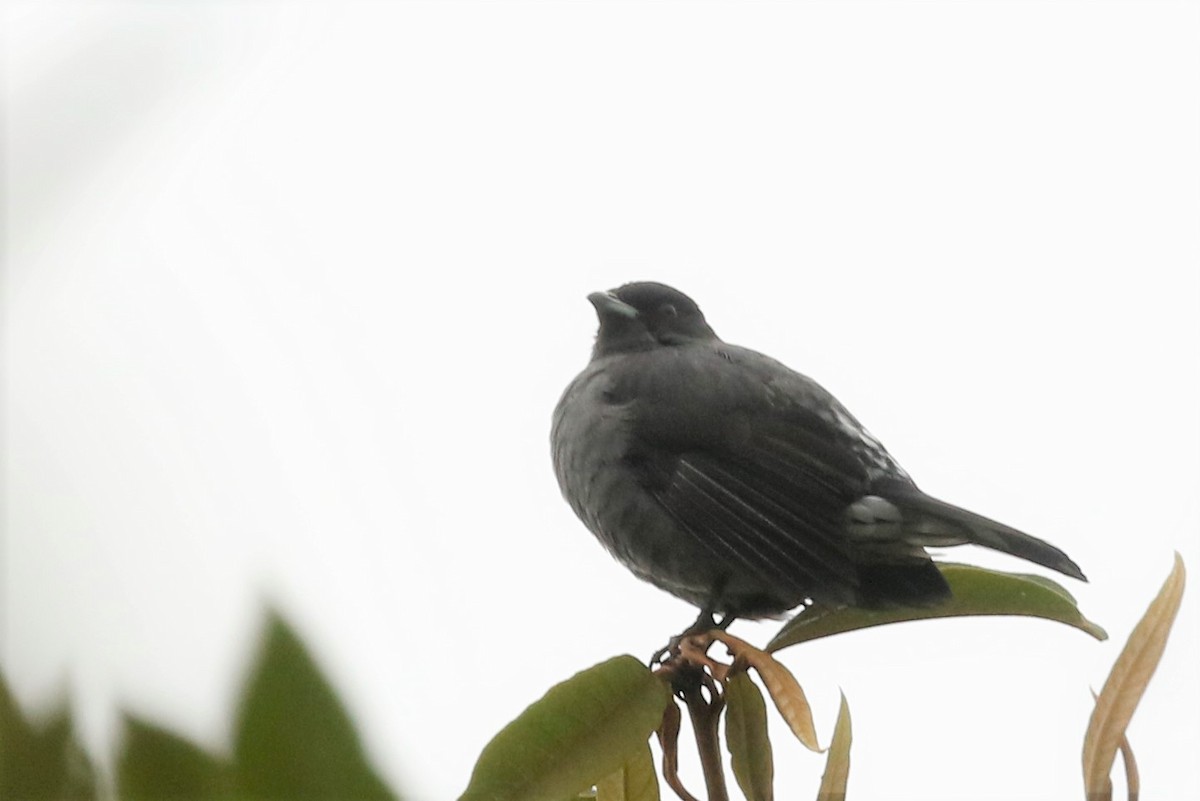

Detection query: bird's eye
xmin=660 ymin=304 xmax=678 ymax=317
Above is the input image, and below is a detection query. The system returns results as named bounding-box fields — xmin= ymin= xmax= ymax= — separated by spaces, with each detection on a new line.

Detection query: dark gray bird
xmin=551 ymin=281 xmax=1085 ymax=626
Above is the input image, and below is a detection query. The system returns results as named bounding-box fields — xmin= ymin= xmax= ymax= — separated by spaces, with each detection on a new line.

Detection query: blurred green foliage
xmin=232 ymin=613 xmax=395 ymax=801
xmin=0 ymin=610 xmax=400 ymax=801
xmin=1 ymin=674 xmax=96 ymax=800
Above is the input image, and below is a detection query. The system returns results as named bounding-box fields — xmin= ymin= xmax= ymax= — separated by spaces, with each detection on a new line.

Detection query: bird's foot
xmin=649 ymin=609 xmax=734 ymax=668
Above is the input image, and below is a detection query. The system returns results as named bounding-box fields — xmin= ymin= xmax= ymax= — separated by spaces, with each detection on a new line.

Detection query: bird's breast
xmin=551 ymin=361 xmax=639 ymax=534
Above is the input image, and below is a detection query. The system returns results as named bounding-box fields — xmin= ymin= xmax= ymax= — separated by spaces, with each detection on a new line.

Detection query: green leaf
xmin=118 ymin=714 xmax=233 ymax=800
xmin=816 ymin=692 xmax=851 ymax=801
xmin=724 ymin=672 xmax=773 ymax=801
xmin=233 ymin=610 xmax=396 ymax=800
xmin=0 ymin=672 xmax=96 ymax=801
xmin=595 ymin=740 xmax=660 ymax=801
xmin=459 ymin=655 xmax=671 ymax=801
xmin=768 ymin=563 xmax=1107 ymax=652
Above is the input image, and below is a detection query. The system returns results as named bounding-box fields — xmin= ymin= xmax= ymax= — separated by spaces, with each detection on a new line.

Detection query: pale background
xmin=5 ymin=2 xmax=1198 ymax=799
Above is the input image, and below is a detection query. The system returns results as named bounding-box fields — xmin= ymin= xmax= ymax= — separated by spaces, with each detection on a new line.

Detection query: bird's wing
xmin=617 ymin=344 xmax=921 ymax=603
xmin=653 ymin=436 xmax=862 ymax=603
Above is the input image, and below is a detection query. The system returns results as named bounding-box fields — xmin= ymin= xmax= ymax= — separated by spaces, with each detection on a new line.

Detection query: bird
xmin=551 ymin=281 xmax=1085 ymax=629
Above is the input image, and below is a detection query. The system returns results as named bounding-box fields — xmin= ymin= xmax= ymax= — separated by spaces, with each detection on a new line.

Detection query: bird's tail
xmin=884 ymin=488 xmax=1087 ymax=581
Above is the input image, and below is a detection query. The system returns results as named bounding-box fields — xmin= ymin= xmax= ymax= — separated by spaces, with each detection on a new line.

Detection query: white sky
xmin=5 ymin=2 xmax=1198 ymax=799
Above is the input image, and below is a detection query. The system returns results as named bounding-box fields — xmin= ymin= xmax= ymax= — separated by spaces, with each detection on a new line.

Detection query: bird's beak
xmin=587 ymin=291 xmax=639 ymax=319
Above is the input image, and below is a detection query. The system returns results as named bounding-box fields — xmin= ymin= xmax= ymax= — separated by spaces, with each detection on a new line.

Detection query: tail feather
xmin=883 ymin=489 xmax=1087 ymax=582
xmin=856 ymin=560 xmax=952 ymax=607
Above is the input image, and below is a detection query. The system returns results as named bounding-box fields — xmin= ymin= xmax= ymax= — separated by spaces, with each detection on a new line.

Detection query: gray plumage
xmin=551 ymin=282 xmax=1086 ymax=620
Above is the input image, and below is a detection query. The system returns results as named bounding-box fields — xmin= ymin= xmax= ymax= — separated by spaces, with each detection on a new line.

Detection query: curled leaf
xmin=1083 ymin=553 xmax=1184 ymax=800
xmin=1117 ymin=730 xmax=1139 ymax=801
xmin=768 ymin=563 xmax=1106 ymax=652
xmin=713 ymin=632 xmax=820 ymax=752
xmin=816 ymin=692 xmax=852 ymax=801
xmin=1087 ymin=689 xmax=1141 ymax=801
xmin=655 ymin=702 xmax=699 ymax=801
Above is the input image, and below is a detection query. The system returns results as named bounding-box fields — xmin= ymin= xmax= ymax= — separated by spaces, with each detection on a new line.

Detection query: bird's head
xmin=588 ymin=282 xmax=718 ymax=357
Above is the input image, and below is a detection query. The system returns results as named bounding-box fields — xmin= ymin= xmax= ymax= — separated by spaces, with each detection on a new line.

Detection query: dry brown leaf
xmin=817 ymin=691 xmax=852 ymax=801
xmin=1117 ymin=731 xmax=1139 ymax=801
xmin=713 ymin=631 xmax=821 ymax=752
xmin=1088 ymin=688 xmax=1141 ymax=801
xmin=1083 ymin=553 xmax=1185 ymax=799
xmin=656 ymin=701 xmax=700 ymax=801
